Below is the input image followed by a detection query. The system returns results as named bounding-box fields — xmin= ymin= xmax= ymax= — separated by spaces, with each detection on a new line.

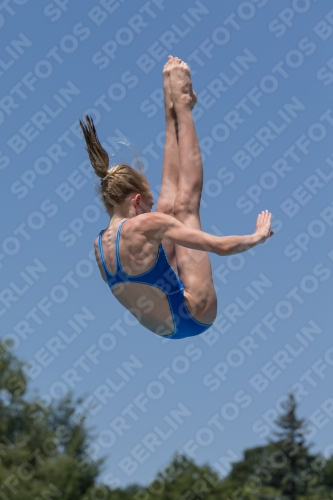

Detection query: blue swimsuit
xmin=97 ymin=219 xmax=213 ymax=340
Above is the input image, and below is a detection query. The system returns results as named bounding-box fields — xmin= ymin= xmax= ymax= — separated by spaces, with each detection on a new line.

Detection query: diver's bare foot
xmin=162 ymin=55 xmax=175 ymax=120
xmin=169 ymin=57 xmax=196 ymax=112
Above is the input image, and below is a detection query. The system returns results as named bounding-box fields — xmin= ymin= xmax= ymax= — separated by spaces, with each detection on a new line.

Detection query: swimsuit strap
xmin=97 ymin=230 xmax=110 ymax=277
xmin=115 ymin=219 xmax=127 ymax=271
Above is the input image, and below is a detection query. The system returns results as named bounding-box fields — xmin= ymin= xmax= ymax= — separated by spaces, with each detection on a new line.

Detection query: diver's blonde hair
xmin=79 ymin=115 xmax=150 ymax=213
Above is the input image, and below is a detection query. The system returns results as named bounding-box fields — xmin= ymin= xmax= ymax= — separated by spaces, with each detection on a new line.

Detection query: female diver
xmin=79 ymin=56 xmax=273 ymax=340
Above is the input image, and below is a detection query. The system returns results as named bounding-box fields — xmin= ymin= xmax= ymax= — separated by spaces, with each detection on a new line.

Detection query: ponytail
xmin=79 ymin=115 xmax=109 ymax=179
xmin=79 ymin=115 xmax=150 ymax=213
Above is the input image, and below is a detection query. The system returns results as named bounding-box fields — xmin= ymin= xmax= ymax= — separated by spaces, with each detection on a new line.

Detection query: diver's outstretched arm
xmin=134 ymin=210 xmax=274 ymax=256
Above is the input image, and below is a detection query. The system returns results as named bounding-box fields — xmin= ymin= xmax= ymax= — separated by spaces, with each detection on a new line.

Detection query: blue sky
xmin=1 ymin=0 xmax=333 ymax=489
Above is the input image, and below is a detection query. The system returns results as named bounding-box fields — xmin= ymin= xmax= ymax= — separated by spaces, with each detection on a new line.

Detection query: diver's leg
xmin=155 ymin=56 xmax=179 ymax=273
xmin=171 ymin=58 xmax=217 ymax=324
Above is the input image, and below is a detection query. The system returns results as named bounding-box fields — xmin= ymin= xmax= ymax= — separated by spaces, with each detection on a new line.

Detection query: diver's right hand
xmin=255 ymin=210 xmax=274 ymax=243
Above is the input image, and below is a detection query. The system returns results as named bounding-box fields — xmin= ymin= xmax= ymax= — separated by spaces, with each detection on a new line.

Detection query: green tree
xmin=0 ymin=341 xmax=105 ymax=500
xmin=132 ymin=454 xmax=225 ymax=499
xmin=266 ymin=393 xmax=320 ymax=498
xmin=2 ymin=341 xmax=333 ymax=500
xmin=322 ymin=456 xmax=333 ymax=489
xmin=219 ymin=393 xmax=333 ymax=500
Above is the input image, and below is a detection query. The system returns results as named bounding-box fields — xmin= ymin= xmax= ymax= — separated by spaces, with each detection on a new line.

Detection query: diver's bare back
xmin=95 ymin=214 xmax=177 ymax=336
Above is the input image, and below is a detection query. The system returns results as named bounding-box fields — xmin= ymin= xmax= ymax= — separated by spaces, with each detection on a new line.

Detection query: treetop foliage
xmin=0 ymin=343 xmax=332 ymax=499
